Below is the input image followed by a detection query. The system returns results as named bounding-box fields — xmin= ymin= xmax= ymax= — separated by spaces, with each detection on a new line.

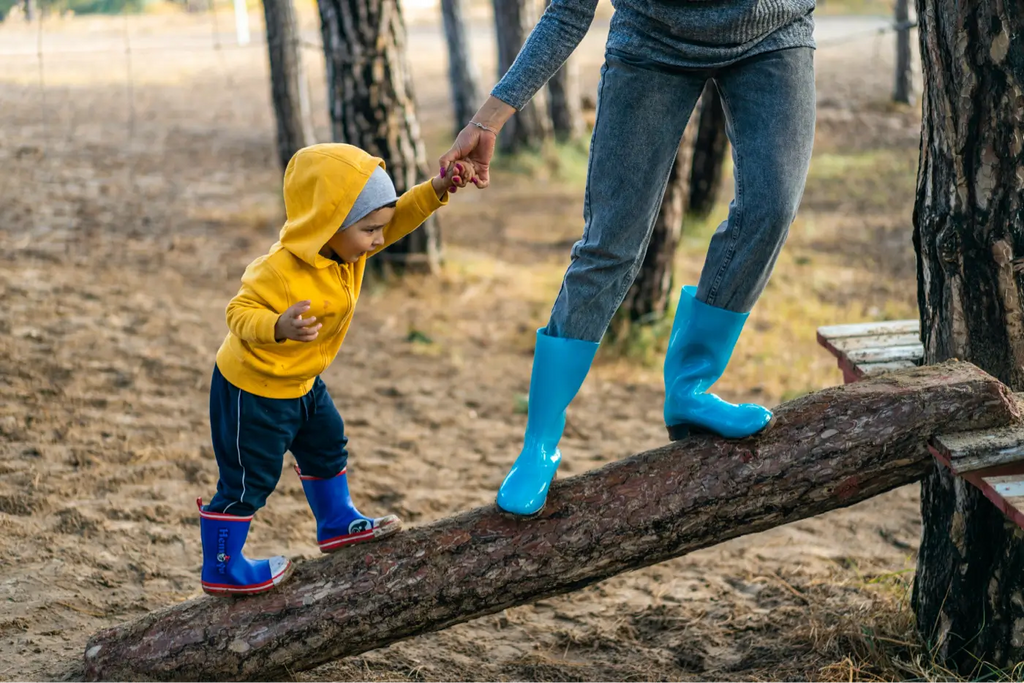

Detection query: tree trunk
xmin=544 ymin=0 xmax=584 ymax=143
xmin=319 ymin=0 xmax=441 ymax=274
xmin=688 ymin=81 xmax=729 ymax=218
xmin=911 ymin=0 xmax=1024 ymax=672
xmin=893 ymin=0 xmax=914 ymax=104
xmin=440 ymin=0 xmax=481 ymax=137
xmin=546 ymin=57 xmax=584 ymax=142
xmin=23 ymin=0 xmax=35 ymax=22
xmin=492 ymin=0 xmax=551 ymax=154
xmin=614 ymin=114 xmax=699 ymax=333
xmin=263 ymin=0 xmax=315 ymax=170
xmin=83 ymin=362 xmax=1020 ymax=682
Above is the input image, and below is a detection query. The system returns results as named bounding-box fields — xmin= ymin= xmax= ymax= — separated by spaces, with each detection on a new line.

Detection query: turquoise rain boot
xmin=663 ymin=286 xmax=773 ymax=440
xmin=496 ymin=328 xmax=599 ymax=517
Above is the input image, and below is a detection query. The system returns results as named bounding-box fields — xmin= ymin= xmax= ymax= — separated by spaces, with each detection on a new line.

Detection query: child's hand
xmin=275 ymin=301 xmax=321 ymax=343
xmin=431 ymin=159 xmax=478 ymax=198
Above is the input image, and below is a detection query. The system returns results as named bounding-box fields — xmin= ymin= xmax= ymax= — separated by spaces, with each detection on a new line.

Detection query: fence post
xmin=893 ymin=0 xmax=913 ymax=104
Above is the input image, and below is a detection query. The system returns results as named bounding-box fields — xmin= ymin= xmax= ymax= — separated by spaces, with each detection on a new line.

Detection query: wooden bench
xmin=816 ymin=319 xmax=1024 ymax=530
xmin=816 ymin=319 xmax=923 ymax=384
xmin=930 ymin=425 xmax=1024 ymax=529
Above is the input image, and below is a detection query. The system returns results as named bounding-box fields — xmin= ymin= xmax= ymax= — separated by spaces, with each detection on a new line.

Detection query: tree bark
xmin=614 ymin=113 xmax=699 ymax=333
xmin=83 ymin=362 xmax=1020 ymax=682
xmin=263 ymin=0 xmax=315 ymax=171
xmin=688 ymin=81 xmax=729 ymax=218
xmin=319 ymin=0 xmax=441 ymax=274
xmin=492 ymin=0 xmax=551 ymax=154
xmin=440 ymin=0 xmax=481 ymax=137
xmin=911 ymin=0 xmax=1024 ymax=672
xmin=893 ymin=0 xmax=914 ymax=104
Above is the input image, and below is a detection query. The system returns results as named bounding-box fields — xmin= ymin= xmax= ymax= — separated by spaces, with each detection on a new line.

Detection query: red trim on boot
xmin=196 ymin=497 xmax=254 ymax=522
xmin=202 ymin=577 xmax=276 ymax=595
xmin=318 ymin=516 xmax=401 ymax=552
xmin=319 ymin=528 xmax=377 ymax=551
xmin=201 ymin=561 xmax=291 ymax=596
xmin=293 ymin=465 xmax=346 ymax=481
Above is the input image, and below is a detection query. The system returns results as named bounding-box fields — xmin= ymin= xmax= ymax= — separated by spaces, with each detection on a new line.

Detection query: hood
xmin=279 ymin=143 xmax=385 ymax=268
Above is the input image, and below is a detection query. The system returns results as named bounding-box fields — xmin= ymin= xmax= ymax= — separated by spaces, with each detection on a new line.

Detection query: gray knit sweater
xmin=492 ymin=0 xmax=816 ymax=110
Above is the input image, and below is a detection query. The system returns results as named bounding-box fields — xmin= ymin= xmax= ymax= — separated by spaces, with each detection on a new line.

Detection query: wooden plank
xmin=830 ymin=333 xmax=922 ymax=354
xmin=837 ymin=357 xmax=860 ymax=385
xmin=929 ymin=408 xmax=1024 ymax=530
xmin=846 ymin=344 xmax=925 ymax=364
xmin=928 ymin=443 xmax=1024 ymax=531
xmin=1005 ymin=496 xmax=1024 ymax=516
xmin=857 ymin=360 xmax=920 ymax=377
xmin=817 ymin=319 xmax=919 ymax=341
xmin=967 ymin=478 xmax=1024 ymax=530
xmin=932 ymin=422 xmax=1024 ymax=475
xmin=984 ymin=476 xmax=1024 ymax=497
xmin=817 ymin=320 xmax=923 ymax=386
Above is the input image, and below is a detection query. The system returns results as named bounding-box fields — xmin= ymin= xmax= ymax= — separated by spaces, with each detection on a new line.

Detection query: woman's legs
xmin=697 ymin=47 xmax=816 ymax=312
xmin=545 ymin=53 xmax=708 ymax=342
xmin=663 ymin=47 xmax=816 ymax=439
xmin=497 ymin=55 xmax=707 ymax=516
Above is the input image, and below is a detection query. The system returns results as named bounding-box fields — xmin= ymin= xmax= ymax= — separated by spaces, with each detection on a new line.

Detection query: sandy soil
xmin=0 ymin=8 xmax=927 ymax=680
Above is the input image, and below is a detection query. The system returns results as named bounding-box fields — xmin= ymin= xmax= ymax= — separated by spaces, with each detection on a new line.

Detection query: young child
xmin=197 ymin=143 xmax=476 ymax=596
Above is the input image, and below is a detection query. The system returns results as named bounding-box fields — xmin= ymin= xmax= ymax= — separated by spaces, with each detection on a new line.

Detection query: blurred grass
xmin=814 ymin=570 xmax=1024 ymax=682
xmin=816 ymin=0 xmax=896 ymax=16
xmin=491 ymin=138 xmax=592 ymax=189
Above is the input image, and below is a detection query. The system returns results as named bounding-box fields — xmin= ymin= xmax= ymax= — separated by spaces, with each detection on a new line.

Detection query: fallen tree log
xmin=84 ymin=361 xmax=1021 ymax=681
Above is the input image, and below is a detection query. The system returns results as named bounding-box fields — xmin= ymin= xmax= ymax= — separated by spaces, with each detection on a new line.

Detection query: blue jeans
xmin=546 ymin=47 xmax=816 ymax=342
xmin=207 ymin=365 xmax=349 ymax=516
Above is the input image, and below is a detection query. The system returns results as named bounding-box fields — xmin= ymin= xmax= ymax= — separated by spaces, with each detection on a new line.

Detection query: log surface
xmin=83 ymin=361 xmax=1020 ymax=681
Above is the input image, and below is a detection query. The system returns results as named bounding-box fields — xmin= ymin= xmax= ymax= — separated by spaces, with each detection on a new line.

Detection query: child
xmin=197 ymin=143 xmax=476 ymax=596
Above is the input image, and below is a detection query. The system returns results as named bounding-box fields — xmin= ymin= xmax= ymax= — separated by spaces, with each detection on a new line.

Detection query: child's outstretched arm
xmin=368 ymin=162 xmax=478 ymax=257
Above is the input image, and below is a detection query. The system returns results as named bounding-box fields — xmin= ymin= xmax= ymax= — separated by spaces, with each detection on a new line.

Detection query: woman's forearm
xmin=470 ymin=96 xmax=517 ymax=132
xmin=489 ymin=0 xmax=599 ymax=112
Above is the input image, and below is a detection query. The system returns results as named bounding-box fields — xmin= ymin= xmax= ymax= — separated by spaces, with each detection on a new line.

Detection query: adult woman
xmin=440 ymin=0 xmax=817 ymax=517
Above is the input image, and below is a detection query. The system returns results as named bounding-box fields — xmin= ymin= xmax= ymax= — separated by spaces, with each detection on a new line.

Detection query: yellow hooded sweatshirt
xmin=215 ymin=143 xmax=446 ymax=399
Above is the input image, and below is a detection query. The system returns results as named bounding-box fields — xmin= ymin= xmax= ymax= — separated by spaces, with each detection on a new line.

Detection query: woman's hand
xmin=438 ymin=97 xmax=516 ymax=189
xmin=439 ymin=125 xmax=494 ymax=189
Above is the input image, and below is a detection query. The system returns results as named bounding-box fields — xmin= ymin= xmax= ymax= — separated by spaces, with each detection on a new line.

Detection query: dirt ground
xmin=0 ymin=6 xmax=927 ymax=681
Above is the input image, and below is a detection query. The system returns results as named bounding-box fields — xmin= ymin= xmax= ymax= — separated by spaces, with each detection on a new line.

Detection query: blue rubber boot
xmin=663 ymin=286 xmax=773 ymax=440
xmin=197 ymin=499 xmax=292 ymax=596
xmin=496 ymin=328 xmax=599 ymax=517
xmin=296 ymin=467 xmax=402 ymax=553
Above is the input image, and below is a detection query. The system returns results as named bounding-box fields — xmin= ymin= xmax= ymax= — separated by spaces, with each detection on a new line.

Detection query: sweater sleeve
xmin=369 ymin=179 xmax=447 ymax=257
xmin=490 ymin=0 xmax=599 ymax=110
xmin=225 ymin=259 xmax=285 ymax=345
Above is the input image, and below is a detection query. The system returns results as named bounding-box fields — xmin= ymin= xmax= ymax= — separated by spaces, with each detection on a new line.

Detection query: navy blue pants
xmin=207 ymin=365 xmax=348 ymax=516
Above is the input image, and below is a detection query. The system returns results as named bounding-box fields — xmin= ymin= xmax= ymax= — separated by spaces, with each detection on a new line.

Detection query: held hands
xmin=275 ymin=301 xmax=321 ymax=343
xmin=431 ymin=158 xmax=480 ymax=198
xmin=439 ymin=120 xmax=499 ymax=189
xmin=438 ymin=98 xmax=515 ymax=191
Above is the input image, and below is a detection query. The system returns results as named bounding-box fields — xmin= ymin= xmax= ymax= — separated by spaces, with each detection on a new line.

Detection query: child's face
xmin=325 ymin=206 xmax=394 ymax=263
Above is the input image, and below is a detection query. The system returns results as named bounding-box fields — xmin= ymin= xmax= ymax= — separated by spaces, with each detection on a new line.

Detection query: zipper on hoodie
xmin=318 ymin=262 xmax=353 ymax=376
